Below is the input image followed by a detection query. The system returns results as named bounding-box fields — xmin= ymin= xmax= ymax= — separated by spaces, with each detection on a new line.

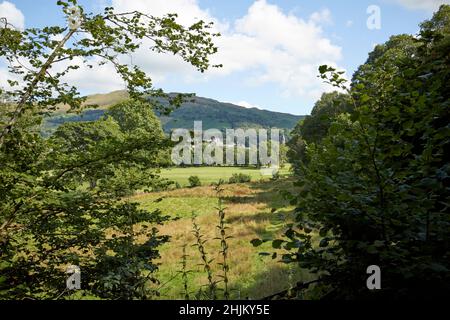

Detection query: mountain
xmin=43 ymin=90 xmax=304 ymax=136
xmin=157 ymin=95 xmax=303 ymax=131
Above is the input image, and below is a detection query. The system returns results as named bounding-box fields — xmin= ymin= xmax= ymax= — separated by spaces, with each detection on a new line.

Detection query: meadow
xmin=159 ymin=165 xmax=291 ymax=187
xmin=131 ymin=166 xmax=318 ymax=299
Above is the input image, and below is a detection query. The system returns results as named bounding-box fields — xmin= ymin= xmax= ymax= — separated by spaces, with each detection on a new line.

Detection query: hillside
xmin=43 ymin=91 xmax=304 ymax=136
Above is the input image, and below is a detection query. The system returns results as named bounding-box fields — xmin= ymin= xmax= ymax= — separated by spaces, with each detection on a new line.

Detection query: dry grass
xmin=132 ymin=179 xmax=315 ymax=299
xmin=132 ymin=183 xmax=259 ymax=199
xmin=55 ymin=90 xmax=129 ymax=111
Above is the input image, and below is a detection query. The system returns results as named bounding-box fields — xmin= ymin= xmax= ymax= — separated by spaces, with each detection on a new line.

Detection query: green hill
xmin=42 ymin=91 xmax=304 ymax=136
xmin=158 ymin=95 xmax=303 ymax=131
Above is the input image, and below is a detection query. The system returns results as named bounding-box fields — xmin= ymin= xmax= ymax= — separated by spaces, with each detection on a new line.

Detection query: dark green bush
xmin=188 ymin=175 xmax=202 ymax=188
xmin=228 ymin=173 xmax=251 ymax=184
xmin=262 ymin=6 xmax=450 ymax=300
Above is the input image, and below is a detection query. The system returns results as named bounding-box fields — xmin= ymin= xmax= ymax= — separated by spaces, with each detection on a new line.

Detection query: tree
xmin=50 ymin=117 xmax=123 ymax=189
xmin=0 ymin=0 xmax=220 ymax=147
xmin=301 ymin=92 xmax=353 ymax=144
xmin=260 ymin=5 xmax=450 ymax=300
xmin=287 ymin=92 xmax=352 ymax=173
xmin=0 ymin=0 xmax=220 ymax=299
xmin=107 ymin=99 xmax=171 ymax=167
xmin=50 ymin=100 xmax=172 ymax=196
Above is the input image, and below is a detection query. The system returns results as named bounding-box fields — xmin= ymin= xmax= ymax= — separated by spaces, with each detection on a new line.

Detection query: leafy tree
xmin=50 ymin=117 xmax=124 ymax=189
xmin=287 ymin=92 xmax=352 ymax=173
xmin=50 ymin=100 xmax=172 ymax=196
xmin=301 ymin=92 xmax=353 ymax=144
xmin=262 ymin=5 xmax=450 ymax=300
xmin=0 ymin=0 xmax=220 ymax=299
xmin=279 ymin=143 xmax=289 ymax=168
xmin=286 ymin=120 xmax=306 ymax=173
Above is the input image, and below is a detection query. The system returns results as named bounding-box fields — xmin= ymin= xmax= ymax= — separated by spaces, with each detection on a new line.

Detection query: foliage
xmin=228 ymin=173 xmax=251 ymax=184
xmin=48 ymin=100 xmax=171 ymax=196
xmin=183 ymin=182 xmax=233 ymax=300
xmin=287 ymin=92 xmax=352 ymax=173
xmin=178 ymin=244 xmax=191 ymax=300
xmin=285 ymin=121 xmax=307 ymax=174
xmin=191 ymin=215 xmax=217 ymax=299
xmin=0 ymin=0 xmax=220 ymax=299
xmin=270 ymin=171 xmax=280 ymax=181
xmin=264 ymin=5 xmax=450 ymax=300
xmin=212 ymin=181 xmax=231 ymax=299
xmin=188 ymin=175 xmax=202 ymax=188
xmin=301 ymin=92 xmax=353 ymax=144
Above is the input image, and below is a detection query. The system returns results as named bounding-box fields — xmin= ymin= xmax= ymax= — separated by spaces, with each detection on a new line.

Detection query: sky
xmin=1 ymin=0 xmax=449 ymax=115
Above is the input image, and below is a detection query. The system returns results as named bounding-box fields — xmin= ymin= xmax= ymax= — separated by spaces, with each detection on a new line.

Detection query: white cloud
xmin=112 ymin=0 xmax=217 ymax=27
xmin=216 ymin=0 xmax=344 ymax=100
xmin=100 ymin=0 xmax=345 ymax=102
xmin=0 ymin=1 xmax=25 ymax=29
xmin=310 ymin=8 xmax=333 ymax=25
xmin=346 ymin=20 xmax=354 ymax=27
xmin=391 ymin=0 xmax=450 ymax=12
xmin=53 ymin=57 xmax=125 ymax=94
xmin=109 ymin=0 xmax=345 ymax=100
xmin=3 ymin=0 xmax=346 ymax=102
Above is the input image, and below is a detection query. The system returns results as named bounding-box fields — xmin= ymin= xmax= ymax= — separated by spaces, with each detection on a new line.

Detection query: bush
xmin=188 ymin=175 xmax=202 ymax=188
xmin=228 ymin=173 xmax=251 ymax=184
xmin=265 ymin=8 xmax=450 ymax=299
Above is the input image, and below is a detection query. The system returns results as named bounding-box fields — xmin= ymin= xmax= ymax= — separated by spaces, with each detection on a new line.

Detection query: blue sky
xmin=1 ymin=0 xmax=448 ymax=115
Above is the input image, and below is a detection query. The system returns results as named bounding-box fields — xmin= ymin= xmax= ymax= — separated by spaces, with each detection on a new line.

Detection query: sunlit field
xmin=159 ymin=165 xmax=291 ymax=187
xmin=131 ymin=175 xmax=319 ymax=299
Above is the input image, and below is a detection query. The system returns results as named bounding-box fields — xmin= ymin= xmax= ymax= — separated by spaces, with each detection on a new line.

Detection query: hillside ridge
xmin=43 ymin=90 xmax=304 ymax=135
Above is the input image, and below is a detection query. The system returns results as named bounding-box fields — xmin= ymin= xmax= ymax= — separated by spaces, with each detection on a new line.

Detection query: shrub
xmin=228 ymin=173 xmax=251 ymax=184
xmin=262 ymin=9 xmax=450 ymax=299
xmin=188 ymin=175 xmax=202 ymax=188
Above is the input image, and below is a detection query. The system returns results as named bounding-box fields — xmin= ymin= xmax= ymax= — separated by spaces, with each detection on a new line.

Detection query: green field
xmin=159 ymin=165 xmax=291 ymax=187
xmin=131 ymin=165 xmax=318 ymax=299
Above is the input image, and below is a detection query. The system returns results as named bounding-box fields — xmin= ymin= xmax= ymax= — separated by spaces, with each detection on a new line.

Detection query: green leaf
xmin=250 ymin=239 xmax=263 ymax=247
xmin=319 ymin=65 xmax=328 ymax=74
xmin=272 ymin=239 xmax=284 ymax=249
xmin=319 ymin=239 xmax=329 ymax=248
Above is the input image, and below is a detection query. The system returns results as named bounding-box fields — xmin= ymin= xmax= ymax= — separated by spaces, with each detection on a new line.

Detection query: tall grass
xmin=139 ymin=178 xmax=313 ymax=299
xmin=188 ymin=180 xmax=234 ymax=300
xmin=213 ymin=181 xmax=231 ymax=299
xmin=191 ymin=215 xmax=217 ymax=299
xmin=179 ymin=244 xmax=191 ymax=300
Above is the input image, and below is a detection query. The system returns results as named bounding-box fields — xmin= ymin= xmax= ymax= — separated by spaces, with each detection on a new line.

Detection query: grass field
xmin=130 ymin=166 xmax=318 ymax=299
xmin=159 ymin=165 xmax=291 ymax=187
